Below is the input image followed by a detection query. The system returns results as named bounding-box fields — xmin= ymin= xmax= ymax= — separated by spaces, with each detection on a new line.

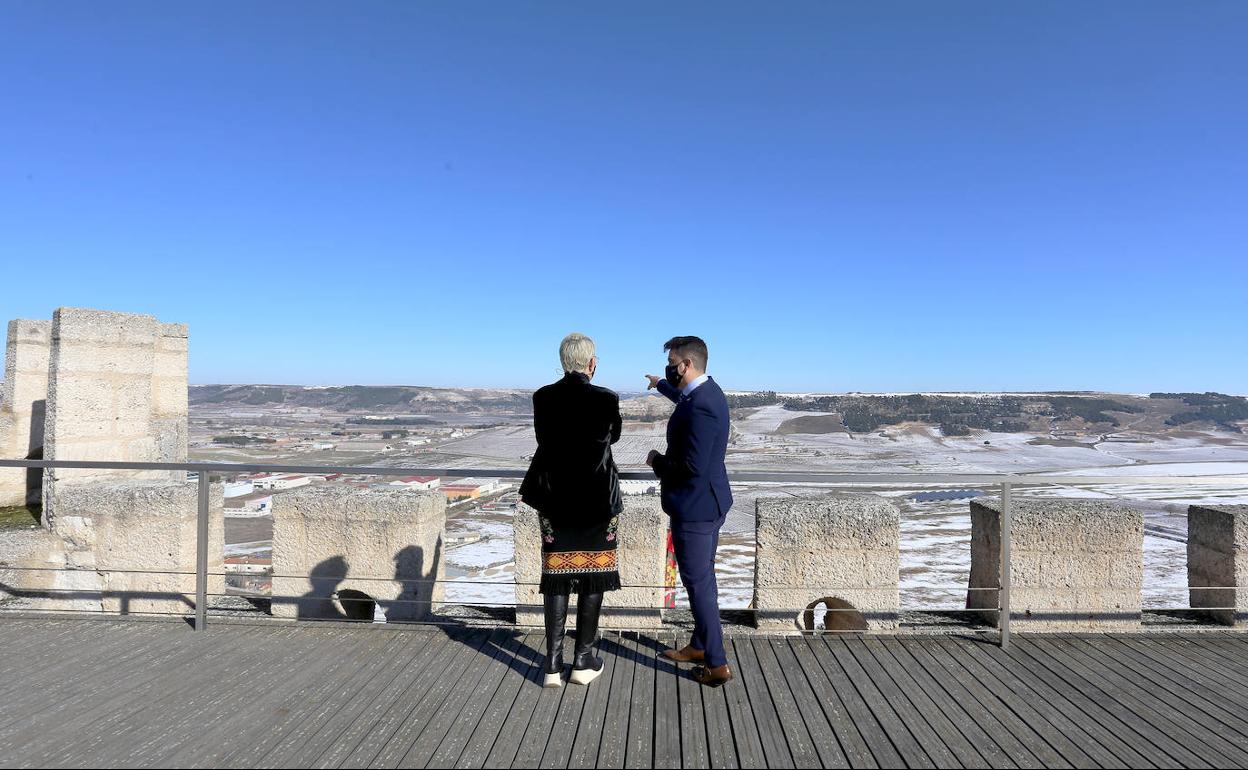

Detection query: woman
xmin=519 ymin=332 xmax=623 ymax=687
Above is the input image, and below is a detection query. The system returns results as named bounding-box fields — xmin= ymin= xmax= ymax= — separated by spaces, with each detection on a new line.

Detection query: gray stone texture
xmin=515 ymin=497 xmax=668 ymax=629
xmin=1187 ymin=504 xmax=1248 ymax=625
xmin=754 ymin=493 xmax=900 ymax=632
xmin=967 ymin=496 xmax=1143 ymax=631
xmin=0 ymin=319 xmax=51 ymax=506
xmin=271 ymin=486 xmax=446 ymax=622
xmin=42 ymin=308 xmax=188 ymax=526
xmin=0 ymin=523 xmax=66 ymax=609
xmin=7 ymin=481 xmax=224 ymax=616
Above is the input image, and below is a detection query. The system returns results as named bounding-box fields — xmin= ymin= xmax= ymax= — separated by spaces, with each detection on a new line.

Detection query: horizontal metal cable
xmin=3 ymin=457 xmax=1247 ymax=486
xmin=5 ymin=566 xmax=1242 ymax=591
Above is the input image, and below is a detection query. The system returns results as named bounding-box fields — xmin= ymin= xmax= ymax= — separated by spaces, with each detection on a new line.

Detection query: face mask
xmin=665 ymin=362 xmax=684 ymax=388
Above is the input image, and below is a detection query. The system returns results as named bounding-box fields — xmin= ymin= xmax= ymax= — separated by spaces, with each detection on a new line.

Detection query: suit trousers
xmin=670 ymin=514 xmax=727 ymax=668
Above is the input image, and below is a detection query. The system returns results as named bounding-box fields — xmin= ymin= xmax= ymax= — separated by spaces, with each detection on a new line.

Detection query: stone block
xmin=42 ymin=308 xmax=188 ymax=523
xmin=49 ymin=307 xmax=159 ymax=346
xmin=1187 ymin=504 xmax=1248 ymax=626
xmin=0 ymin=524 xmax=67 ymax=609
xmin=754 ymin=494 xmax=900 ymax=632
xmin=0 ymin=319 xmax=51 ymax=507
xmin=34 ymin=480 xmax=225 ymax=617
xmin=272 ymin=486 xmax=446 ymax=622
xmin=515 ymin=497 xmax=668 ymax=630
xmin=967 ymin=497 xmax=1143 ymax=631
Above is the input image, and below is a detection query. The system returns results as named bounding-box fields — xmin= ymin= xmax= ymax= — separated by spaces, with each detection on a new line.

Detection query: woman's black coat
xmin=519 ymin=372 xmax=623 ymax=523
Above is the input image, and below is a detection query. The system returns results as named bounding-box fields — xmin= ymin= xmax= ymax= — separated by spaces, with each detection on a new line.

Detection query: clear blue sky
xmin=2 ymin=2 xmax=1245 ymax=394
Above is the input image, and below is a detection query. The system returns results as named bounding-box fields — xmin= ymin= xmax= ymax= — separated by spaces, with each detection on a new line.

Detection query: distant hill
xmin=618 ymin=393 xmax=676 ymax=421
xmin=190 ymin=384 xmax=532 ymax=414
xmin=188 ymin=385 xmax=1248 ymax=434
xmin=774 ymin=391 xmax=1248 ymax=434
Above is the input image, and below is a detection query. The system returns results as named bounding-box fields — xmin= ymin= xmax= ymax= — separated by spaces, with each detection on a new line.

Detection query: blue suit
xmin=652 ymin=376 xmax=733 ymax=668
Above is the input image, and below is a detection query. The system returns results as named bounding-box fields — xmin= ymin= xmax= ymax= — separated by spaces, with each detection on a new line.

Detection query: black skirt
xmin=538 ymin=512 xmax=622 ymax=595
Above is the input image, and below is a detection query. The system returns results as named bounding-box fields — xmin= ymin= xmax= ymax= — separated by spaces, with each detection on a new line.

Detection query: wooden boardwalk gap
xmin=2 ymin=619 xmax=1248 ymax=768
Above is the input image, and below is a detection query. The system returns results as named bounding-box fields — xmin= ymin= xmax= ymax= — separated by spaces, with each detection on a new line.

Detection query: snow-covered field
xmin=440 ymin=404 xmax=1248 ymax=613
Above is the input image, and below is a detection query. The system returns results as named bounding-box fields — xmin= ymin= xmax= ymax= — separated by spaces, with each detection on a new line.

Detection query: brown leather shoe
xmin=691 ymin=664 xmax=733 ymax=687
xmin=662 ymin=645 xmax=706 ymax=664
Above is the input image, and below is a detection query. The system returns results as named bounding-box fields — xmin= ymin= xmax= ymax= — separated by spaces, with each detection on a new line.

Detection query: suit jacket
xmin=651 ymin=376 xmax=733 ymax=523
xmin=519 ymin=372 xmax=623 ymax=523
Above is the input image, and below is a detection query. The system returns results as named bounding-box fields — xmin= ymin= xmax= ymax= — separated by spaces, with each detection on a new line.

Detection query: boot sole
xmin=569 ymin=666 xmax=603 ymax=686
xmin=543 ymin=672 xmax=563 ymax=689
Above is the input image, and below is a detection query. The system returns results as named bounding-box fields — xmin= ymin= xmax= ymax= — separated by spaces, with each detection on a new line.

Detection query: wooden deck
xmin=2 ymin=618 xmax=1248 ymax=768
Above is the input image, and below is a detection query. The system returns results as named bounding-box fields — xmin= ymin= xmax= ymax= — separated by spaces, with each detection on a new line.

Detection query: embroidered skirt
xmin=538 ymin=512 xmax=622 ymax=595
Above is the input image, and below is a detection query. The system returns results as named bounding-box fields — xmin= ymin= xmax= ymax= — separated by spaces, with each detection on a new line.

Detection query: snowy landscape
xmin=197 ymin=388 xmax=1248 ymax=617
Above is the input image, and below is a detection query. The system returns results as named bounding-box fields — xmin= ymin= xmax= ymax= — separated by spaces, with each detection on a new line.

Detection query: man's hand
xmin=645 ymin=450 xmax=660 ymax=467
xmin=645 ymin=374 xmax=661 ymax=390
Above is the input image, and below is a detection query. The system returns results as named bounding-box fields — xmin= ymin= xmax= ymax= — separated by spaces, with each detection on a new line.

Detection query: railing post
xmin=999 ymin=481 xmax=1012 ymax=649
xmin=195 ymin=472 xmax=209 ymax=631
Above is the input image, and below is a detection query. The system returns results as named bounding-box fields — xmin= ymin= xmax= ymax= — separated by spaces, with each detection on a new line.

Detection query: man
xmin=645 ymin=335 xmax=734 ymax=687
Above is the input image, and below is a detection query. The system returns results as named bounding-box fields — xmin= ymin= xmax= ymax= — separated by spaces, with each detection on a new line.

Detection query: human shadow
xmin=599 ymin=631 xmax=681 ymax=676
xmin=388 ymin=541 xmax=440 ymax=622
xmin=438 ymin=625 xmax=547 ymax=683
xmin=24 ymin=400 xmax=45 ymax=510
xmin=295 ymin=556 xmax=350 ymax=621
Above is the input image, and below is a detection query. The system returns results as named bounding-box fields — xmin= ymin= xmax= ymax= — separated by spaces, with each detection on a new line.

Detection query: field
xmin=192 ymin=391 xmax=1248 ymax=620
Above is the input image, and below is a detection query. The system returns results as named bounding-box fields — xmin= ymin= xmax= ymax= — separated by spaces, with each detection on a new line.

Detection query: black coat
xmin=519 ymin=372 xmax=623 ymax=523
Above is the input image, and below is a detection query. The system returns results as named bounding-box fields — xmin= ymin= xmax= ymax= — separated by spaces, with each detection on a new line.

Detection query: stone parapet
xmin=754 ymin=494 xmax=900 ymax=632
xmin=1187 ymin=504 xmax=1248 ymax=626
xmin=272 ymin=486 xmax=446 ymax=622
xmin=967 ymin=497 xmax=1143 ymax=631
xmin=19 ymin=480 xmax=225 ymax=616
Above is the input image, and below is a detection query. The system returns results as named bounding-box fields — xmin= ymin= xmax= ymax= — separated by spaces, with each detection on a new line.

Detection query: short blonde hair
xmin=559 ymin=333 xmax=596 ymax=374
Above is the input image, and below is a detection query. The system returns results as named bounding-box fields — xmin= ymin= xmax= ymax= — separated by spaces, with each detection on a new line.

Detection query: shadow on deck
xmin=2 ymin=618 xmax=1248 ymax=768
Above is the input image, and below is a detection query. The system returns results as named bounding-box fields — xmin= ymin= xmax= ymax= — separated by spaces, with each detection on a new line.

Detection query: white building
xmin=224 ymin=491 xmax=274 ymax=517
xmin=389 ymin=475 xmax=441 ymax=491
xmin=250 ymin=474 xmax=311 ymax=491
xmin=453 ymin=477 xmax=505 ymax=495
xmin=224 ymin=480 xmax=254 ymax=499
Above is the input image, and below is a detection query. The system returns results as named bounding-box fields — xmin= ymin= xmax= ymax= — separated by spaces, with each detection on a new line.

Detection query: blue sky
xmin=2 ymin=2 xmax=1245 ymax=394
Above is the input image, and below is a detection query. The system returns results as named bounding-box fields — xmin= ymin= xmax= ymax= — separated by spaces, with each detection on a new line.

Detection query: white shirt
xmin=681 ymin=373 xmax=710 ymax=398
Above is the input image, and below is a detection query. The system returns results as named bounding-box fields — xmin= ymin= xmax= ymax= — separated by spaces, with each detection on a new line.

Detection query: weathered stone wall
xmin=754 ymin=494 xmax=900 ymax=632
xmin=271 ymin=486 xmax=446 ymax=622
xmin=0 ymin=320 xmax=52 ymax=507
xmin=41 ymin=308 xmax=188 ymax=525
xmin=515 ymin=497 xmax=667 ymax=630
xmin=967 ymin=497 xmax=1143 ymax=631
xmin=1187 ymin=504 xmax=1248 ymax=626
xmin=0 ymin=520 xmax=67 ymax=610
xmin=2 ymin=481 xmax=224 ymax=616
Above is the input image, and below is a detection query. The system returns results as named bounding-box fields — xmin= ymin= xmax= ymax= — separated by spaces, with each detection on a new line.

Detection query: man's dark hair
xmin=664 ymin=336 xmax=708 ymax=370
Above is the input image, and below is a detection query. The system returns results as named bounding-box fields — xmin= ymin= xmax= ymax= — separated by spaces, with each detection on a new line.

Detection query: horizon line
xmin=185 ymin=383 xmax=1246 ymax=398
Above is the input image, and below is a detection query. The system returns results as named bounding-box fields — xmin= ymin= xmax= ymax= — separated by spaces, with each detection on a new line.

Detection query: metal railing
xmin=4 ymin=457 xmax=1248 ymax=649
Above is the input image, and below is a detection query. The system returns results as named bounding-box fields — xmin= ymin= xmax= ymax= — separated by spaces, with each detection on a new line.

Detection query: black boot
xmin=570 ymin=592 xmax=605 ymax=685
xmin=543 ymin=593 xmax=569 ymax=688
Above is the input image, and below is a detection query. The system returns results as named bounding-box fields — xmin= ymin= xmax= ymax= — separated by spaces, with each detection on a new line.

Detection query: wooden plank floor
xmin=2 ymin=619 xmax=1248 ymax=768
